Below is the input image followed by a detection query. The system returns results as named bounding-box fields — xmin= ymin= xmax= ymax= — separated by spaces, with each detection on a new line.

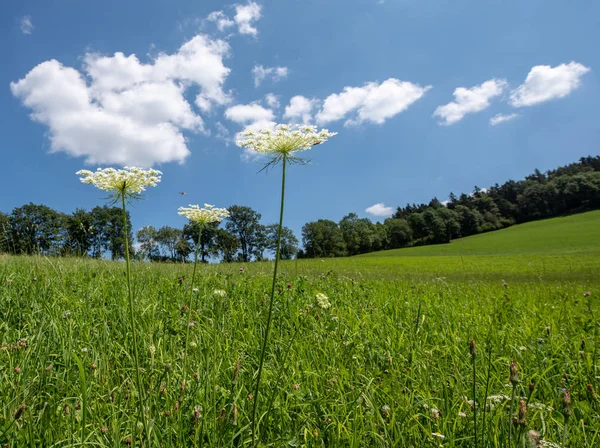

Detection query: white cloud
xmin=264 ymin=93 xmax=280 ymax=108
xmin=509 ymin=62 xmax=590 ymax=107
xmin=489 ymin=113 xmax=519 ymax=126
xmin=11 ymin=34 xmax=231 ymax=167
xmin=283 ymin=95 xmax=318 ymax=123
xmin=316 ymin=78 xmax=431 ymax=126
xmin=365 ymin=203 xmax=394 ymax=217
xmin=252 ymin=65 xmax=288 ymax=87
xmin=234 ymin=2 xmax=262 ymax=36
xmin=20 ymin=16 xmax=33 ymax=35
xmin=224 ymin=102 xmax=276 ymax=161
xmin=433 ymin=78 xmax=506 ymax=126
xmin=224 ymin=103 xmax=274 ymax=124
xmin=206 ymin=11 xmax=235 ymax=32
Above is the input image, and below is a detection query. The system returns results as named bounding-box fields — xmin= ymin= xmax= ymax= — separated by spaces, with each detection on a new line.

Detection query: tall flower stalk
xmin=237 ymin=124 xmax=336 ymax=445
xmin=77 ymin=167 xmax=162 ymax=446
xmin=177 ymin=205 xmax=229 ymax=374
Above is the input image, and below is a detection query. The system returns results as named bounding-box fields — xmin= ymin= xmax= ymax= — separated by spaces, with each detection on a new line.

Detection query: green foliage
xmin=0 ymin=242 xmax=597 ymax=446
xmin=302 ymin=219 xmax=347 ymax=258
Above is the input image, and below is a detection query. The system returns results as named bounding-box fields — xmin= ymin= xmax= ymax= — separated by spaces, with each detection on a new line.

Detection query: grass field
xmin=1 ymin=211 xmax=599 ymax=447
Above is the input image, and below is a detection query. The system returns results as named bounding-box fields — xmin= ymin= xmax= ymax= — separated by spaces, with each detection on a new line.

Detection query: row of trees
xmin=299 ymin=156 xmax=600 ymax=257
xmin=0 ymin=204 xmax=299 ymax=263
xmin=2 ymin=156 xmax=599 ymax=261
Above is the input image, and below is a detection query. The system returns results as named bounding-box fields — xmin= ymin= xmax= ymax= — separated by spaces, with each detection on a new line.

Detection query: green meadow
xmin=1 ymin=211 xmax=599 ymax=447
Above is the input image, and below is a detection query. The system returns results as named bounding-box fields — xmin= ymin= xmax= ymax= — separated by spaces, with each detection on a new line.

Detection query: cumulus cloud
xmin=224 ymin=103 xmax=274 ymax=124
xmin=283 ymin=95 xmax=318 ymax=123
xmin=264 ymin=93 xmax=280 ymax=108
xmin=489 ymin=113 xmax=519 ymax=126
xmin=252 ymin=65 xmax=288 ymax=87
xmin=316 ymin=78 xmax=431 ymax=126
xmin=20 ymin=16 xmax=33 ymax=35
xmin=11 ymin=34 xmax=231 ymax=166
xmin=365 ymin=203 xmax=394 ymax=217
xmin=206 ymin=11 xmax=235 ymax=32
xmin=433 ymin=79 xmax=506 ymax=125
xmin=509 ymin=62 xmax=590 ymax=107
xmin=234 ymin=2 xmax=262 ymax=36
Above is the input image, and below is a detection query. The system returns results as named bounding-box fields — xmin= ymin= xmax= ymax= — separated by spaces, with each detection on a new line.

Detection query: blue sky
xmin=1 ymin=0 xmax=599 ymax=240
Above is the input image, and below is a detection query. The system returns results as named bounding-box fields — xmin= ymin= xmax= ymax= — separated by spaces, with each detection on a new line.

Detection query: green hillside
xmin=273 ymin=211 xmax=600 ymax=282
xmin=358 ymin=210 xmax=600 ymax=257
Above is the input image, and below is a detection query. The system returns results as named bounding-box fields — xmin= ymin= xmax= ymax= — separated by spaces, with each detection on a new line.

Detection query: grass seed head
xmin=509 ymin=360 xmax=519 ymax=385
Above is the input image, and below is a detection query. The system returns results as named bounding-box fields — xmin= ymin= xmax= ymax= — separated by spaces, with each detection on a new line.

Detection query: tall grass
xmin=0 ymin=254 xmax=598 ymax=446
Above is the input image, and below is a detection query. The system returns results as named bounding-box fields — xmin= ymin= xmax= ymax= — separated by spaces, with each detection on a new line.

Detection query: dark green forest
xmin=1 ymin=156 xmax=599 ymax=262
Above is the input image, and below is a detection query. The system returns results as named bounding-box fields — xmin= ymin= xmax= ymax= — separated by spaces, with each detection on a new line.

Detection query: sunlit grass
xmin=1 ymin=252 xmax=598 ymax=446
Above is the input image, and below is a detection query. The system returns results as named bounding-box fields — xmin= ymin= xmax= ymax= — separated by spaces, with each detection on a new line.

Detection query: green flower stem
xmin=179 ymin=225 xmax=203 ymax=444
xmin=472 ymin=353 xmax=477 ymax=448
xmin=121 ymin=192 xmax=149 ymax=446
xmin=251 ymin=154 xmax=287 ymax=446
xmin=508 ymin=385 xmax=516 ymax=448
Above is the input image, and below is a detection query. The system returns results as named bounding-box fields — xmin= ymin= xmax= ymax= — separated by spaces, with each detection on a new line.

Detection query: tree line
xmin=1 ymin=156 xmax=599 ymax=261
xmin=299 ymin=155 xmax=600 ymax=257
xmin=0 ymin=204 xmax=299 ymax=263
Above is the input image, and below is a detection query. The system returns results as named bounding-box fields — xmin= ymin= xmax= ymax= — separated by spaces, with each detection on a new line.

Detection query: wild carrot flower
xmin=178 ymin=204 xmax=230 ymax=224
xmin=236 ymin=124 xmax=337 ymax=159
xmin=316 ymin=293 xmax=331 ymax=309
xmin=213 ymin=289 xmax=227 ymax=297
xmin=77 ymin=166 xmax=162 ymax=199
xmin=238 ymin=123 xmax=337 ymax=446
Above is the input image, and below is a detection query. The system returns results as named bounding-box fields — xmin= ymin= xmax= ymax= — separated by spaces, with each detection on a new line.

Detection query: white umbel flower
xmin=236 ymin=124 xmax=337 ymax=157
xmin=77 ymin=167 xmax=162 ymax=194
xmin=178 ymin=204 xmax=230 ymax=225
xmin=316 ymin=292 xmax=331 ymax=309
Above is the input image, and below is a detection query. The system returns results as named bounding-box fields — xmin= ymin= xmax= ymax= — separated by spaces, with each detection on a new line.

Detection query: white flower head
xmin=77 ymin=167 xmax=162 ymax=198
xmin=316 ymin=292 xmax=331 ymax=309
xmin=213 ymin=289 xmax=227 ymax=297
xmin=178 ymin=204 xmax=230 ymax=225
xmin=236 ymin=123 xmax=337 ymax=162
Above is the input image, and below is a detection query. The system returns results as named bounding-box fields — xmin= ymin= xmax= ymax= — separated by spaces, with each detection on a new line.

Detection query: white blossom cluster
xmin=236 ymin=124 xmax=337 ymax=156
xmin=77 ymin=167 xmax=162 ymax=194
xmin=316 ymin=292 xmax=331 ymax=309
xmin=178 ymin=204 xmax=230 ymax=225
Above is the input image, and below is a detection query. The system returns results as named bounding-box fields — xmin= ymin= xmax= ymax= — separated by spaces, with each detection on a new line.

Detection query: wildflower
xmin=81 ymin=347 xmax=88 ymax=353
xmin=239 ymin=267 xmax=244 ymax=272
xmin=561 ymin=389 xmax=572 ymax=421
xmin=14 ymin=366 xmax=21 ymax=374
xmin=458 ymin=411 xmax=467 ymax=418
xmin=516 ymin=399 xmax=527 ymax=427
xmin=149 ymin=345 xmax=156 ymax=356
xmin=101 ymin=426 xmax=108 ymax=434
xmin=316 ymin=292 xmax=331 ymax=309
xmin=14 ymin=404 xmax=26 ymax=420
xmin=432 ymin=432 xmax=445 ymax=439
xmin=469 ymin=338 xmax=477 ymax=358
xmin=526 ymin=430 xmax=541 ymax=447
xmin=213 ymin=289 xmax=226 ymax=297
xmin=77 ymin=167 xmax=162 ymax=199
xmin=431 ymin=408 xmax=440 ymax=419
xmin=584 ymin=291 xmax=591 ymax=297
xmin=380 ymin=405 xmax=391 ymax=418
xmin=509 ymin=360 xmax=519 ymax=385
xmin=236 ymin=124 xmax=337 ymax=160
xmin=192 ymin=288 xmax=199 ymax=293
xmin=178 ymin=204 xmax=229 ymax=225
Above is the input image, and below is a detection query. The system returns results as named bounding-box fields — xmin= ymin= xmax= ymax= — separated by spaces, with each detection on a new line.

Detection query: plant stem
xmin=179 ymin=224 xmax=203 ymax=445
xmin=472 ymin=354 xmax=477 ymax=448
xmin=562 ymin=417 xmax=568 ymax=448
xmin=121 ymin=192 xmax=148 ymax=446
xmin=251 ymin=154 xmax=287 ymax=446
xmin=508 ymin=386 xmax=516 ymax=448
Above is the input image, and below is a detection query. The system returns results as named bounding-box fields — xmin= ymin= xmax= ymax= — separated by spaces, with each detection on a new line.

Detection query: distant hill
xmin=357 ymin=210 xmax=600 ymax=258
